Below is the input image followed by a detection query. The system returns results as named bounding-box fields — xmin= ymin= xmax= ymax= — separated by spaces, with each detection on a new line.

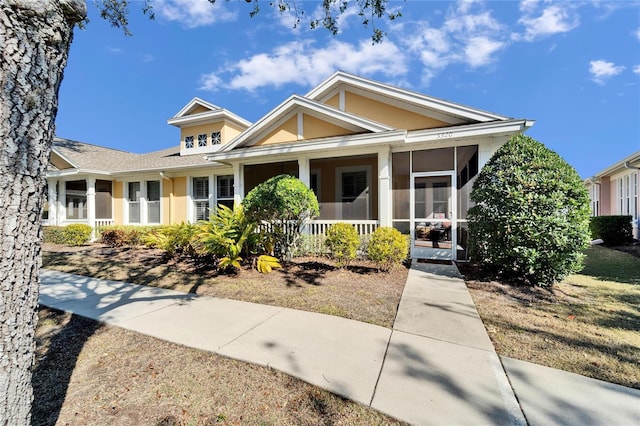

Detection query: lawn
xmin=464 ymin=245 xmax=640 ymax=389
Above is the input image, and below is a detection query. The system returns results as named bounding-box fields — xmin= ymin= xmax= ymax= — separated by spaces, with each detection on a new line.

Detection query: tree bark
xmin=0 ymin=1 xmax=85 ymax=424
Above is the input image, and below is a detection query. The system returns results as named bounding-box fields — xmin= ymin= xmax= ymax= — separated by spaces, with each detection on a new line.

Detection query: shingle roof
xmin=50 ymin=138 xmax=212 ymax=174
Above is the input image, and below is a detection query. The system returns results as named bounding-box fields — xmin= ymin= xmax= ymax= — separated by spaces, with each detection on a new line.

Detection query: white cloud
xmin=633 ymin=65 xmax=640 ymax=75
xmin=155 ymin=0 xmax=238 ymax=28
xmin=200 ymin=39 xmax=407 ymax=92
xmin=142 ymin=54 xmax=154 ymax=63
xmin=515 ymin=4 xmax=579 ymax=41
xmin=465 ymin=36 xmax=505 ymax=67
xmin=589 ymin=60 xmax=625 ymax=84
xmin=402 ymin=1 xmax=507 ymax=84
xmin=107 ymin=47 xmax=123 ymax=54
xmin=635 ymin=27 xmax=640 ymax=41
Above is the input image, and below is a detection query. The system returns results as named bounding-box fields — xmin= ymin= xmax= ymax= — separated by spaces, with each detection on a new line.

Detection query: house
xmin=45 ymin=71 xmax=534 ymax=260
xmin=585 ymin=150 xmax=640 ymax=239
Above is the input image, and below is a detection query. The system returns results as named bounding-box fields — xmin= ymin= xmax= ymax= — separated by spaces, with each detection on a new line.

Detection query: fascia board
xmin=110 ymin=161 xmax=230 ymax=176
xmin=222 ymin=95 xmax=390 ymax=153
xmin=208 ymin=130 xmax=406 ymax=162
xmin=50 ymin=147 xmax=79 ymax=169
xmin=172 ymin=97 xmax=221 ymax=118
xmin=46 ymin=169 xmax=79 ymax=177
xmin=592 ymin=150 xmax=640 ymax=177
xmin=307 ymin=71 xmax=508 ymax=123
xmin=167 ymin=109 xmax=251 ymax=128
xmin=405 ymin=119 xmax=530 ymax=144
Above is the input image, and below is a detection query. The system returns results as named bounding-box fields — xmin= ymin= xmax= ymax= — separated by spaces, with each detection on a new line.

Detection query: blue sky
xmin=55 ymin=0 xmax=640 ymax=178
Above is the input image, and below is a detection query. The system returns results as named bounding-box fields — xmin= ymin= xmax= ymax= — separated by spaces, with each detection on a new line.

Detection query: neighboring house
xmin=585 ymin=150 xmax=640 ymax=240
xmin=44 ymin=71 xmax=534 ymax=260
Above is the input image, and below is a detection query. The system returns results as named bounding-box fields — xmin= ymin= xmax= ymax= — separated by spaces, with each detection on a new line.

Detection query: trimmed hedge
xmin=590 ymin=216 xmax=633 ymax=245
xmin=98 ymin=225 xmax=159 ymax=247
xmin=42 ymin=224 xmax=92 ymax=246
xmin=367 ymin=227 xmax=409 ymax=272
xmin=325 ymin=222 xmax=360 ymax=266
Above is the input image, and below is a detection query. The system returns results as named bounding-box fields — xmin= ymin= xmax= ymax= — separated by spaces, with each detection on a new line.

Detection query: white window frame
xmin=215 ymin=175 xmax=234 ymax=209
xmin=335 ymin=165 xmax=371 ymax=220
xmin=126 ymin=181 xmax=141 ymax=224
xmin=211 ymin=131 xmax=222 ymax=145
xmin=146 ymin=180 xmax=161 ymax=224
xmin=185 ymin=135 xmax=194 ymax=149
xmin=191 ymin=176 xmax=212 ymax=222
xmin=198 ymin=133 xmax=207 ymax=148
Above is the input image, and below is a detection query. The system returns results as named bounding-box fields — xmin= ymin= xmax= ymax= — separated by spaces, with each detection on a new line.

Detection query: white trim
xmin=297 ymin=112 xmax=304 ymax=140
xmin=306 ymin=71 xmax=510 ymax=122
xmin=221 ymin=95 xmax=393 ymax=152
xmin=168 ymin=97 xmax=251 ymax=128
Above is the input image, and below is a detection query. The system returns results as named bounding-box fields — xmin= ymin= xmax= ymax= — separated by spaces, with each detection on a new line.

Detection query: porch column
xmin=233 ymin=162 xmax=244 ymax=205
xmin=298 ymin=156 xmax=310 ymax=187
xmin=378 ymin=146 xmax=392 ymax=227
xmin=478 ymin=139 xmax=501 ymax=169
xmin=57 ymin=180 xmax=66 ymax=225
xmin=48 ymin=179 xmax=58 ymax=226
xmin=87 ymin=177 xmax=96 ymax=229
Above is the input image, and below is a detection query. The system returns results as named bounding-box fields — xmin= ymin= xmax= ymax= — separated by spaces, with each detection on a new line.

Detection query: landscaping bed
xmin=42 ymin=243 xmax=408 ymax=329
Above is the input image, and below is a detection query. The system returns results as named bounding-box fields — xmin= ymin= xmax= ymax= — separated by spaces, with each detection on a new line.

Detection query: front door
xmin=411 ymin=173 xmax=455 ymax=260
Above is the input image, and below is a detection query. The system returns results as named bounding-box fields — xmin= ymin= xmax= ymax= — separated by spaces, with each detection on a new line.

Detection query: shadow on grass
xmin=31 ymin=308 xmax=101 ymax=426
xmin=279 ymin=260 xmax=336 ymax=287
xmin=579 ymin=246 xmax=640 ymax=286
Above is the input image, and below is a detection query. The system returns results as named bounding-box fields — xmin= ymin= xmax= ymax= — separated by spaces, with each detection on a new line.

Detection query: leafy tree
xmin=1 ymin=1 xmax=396 ymax=422
xmin=467 ymin=134 xmax=591 ymax=287
xmin=242 ymin=175 xmax=319 ymax=260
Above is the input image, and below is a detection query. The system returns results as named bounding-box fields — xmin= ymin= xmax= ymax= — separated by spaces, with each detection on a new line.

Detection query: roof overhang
xmin=591 ymin=150 xmax=640 ymax=178
xmin=405 ymin=119 xmax=534 ymax=144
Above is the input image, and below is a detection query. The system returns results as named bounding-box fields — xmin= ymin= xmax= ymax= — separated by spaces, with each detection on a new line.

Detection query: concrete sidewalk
xmin=39 ymin=264 xmax=640 ymax=425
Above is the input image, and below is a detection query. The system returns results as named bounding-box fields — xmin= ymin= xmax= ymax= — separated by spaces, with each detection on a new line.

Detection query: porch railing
xmin=304 ymin=220 xmax=379 ymax=235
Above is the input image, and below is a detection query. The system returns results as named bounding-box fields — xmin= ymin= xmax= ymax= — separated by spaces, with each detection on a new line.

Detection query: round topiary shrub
xmin=325 ymin=222 xmax=360 ymax=267
xmin=62 ymin=223 xmax=93 ymax=246
xmin=468 ymin=134 xmax=591 ymax=287
xmin=367 ymin=227 xmax=408 ymax=272
xmin=242 ymin=174 xmax=319 ymax=260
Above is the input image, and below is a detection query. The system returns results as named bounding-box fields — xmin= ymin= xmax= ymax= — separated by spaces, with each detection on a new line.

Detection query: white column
xmin=233 ymin=163 xmax=244 ymax=205
xmin=87 ymin=177 xmax=96 ymax=229
xmin=48 ymin=179 xmax=58 ymax=226
xmin=378 ymin=146 xmax=392 ymax=227
xmin=57 ymin=180 xmax=66 ymax=225
xmin=298 ymin=156 xmax=310 ymax=187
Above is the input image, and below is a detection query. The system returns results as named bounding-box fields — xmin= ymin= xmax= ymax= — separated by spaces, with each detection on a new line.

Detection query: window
xmin=216 ymin=175 xmax=234 ymax=209
xmin=147 ymin=180 xmax=161 ymax=223
xmin=432 ymin=182 xmax=448 ymax=216
xmin=43 ymin=183 xmax=49 ymax=220
xmin=338 ymin=168 xmax=369 ymax=220
xmin=185 ymin=136 xmax=194 ymax=149
xmin=192 ymin=177 xmax=209 ymax=221
xmin=591 ymin=184 xmax=600 ymax=217
xmin=128 ymin=182 xmax=141 ymax=223
xmin=198 ymin=134 xmax=207 ymax=147
xmin=211 ymin=131 xmax=221 ymax=145
xmin=66 ymin=180 xmax=87 ymax=220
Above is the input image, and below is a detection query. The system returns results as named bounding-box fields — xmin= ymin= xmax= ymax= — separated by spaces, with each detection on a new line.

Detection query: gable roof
xmin=167 ymin=97 xmax=252 ymax=128
xmin=221 ymin=95 xmax=393 ymax=152
xmin=587 ymin=150 xmax=640 ymax=181
xmin=306 ymin=71 xmax=509 ymax=124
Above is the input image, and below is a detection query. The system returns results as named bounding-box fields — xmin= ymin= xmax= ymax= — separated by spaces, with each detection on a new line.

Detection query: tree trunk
xmin=0 ymin=1 xmax=85 ymax=423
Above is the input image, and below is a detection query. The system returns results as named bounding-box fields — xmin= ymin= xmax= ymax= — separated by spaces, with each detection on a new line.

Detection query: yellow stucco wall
xmin=162 ymin=178 xmax=172 ymax=225
xmin=223 ymin=122 xmax=245 ymax=144
xmin=180 ymin=123 xmax=224 ymax=149
xmin=324 ymin=93 xmax=340 ymax=109
xmin=113 ymin=181 xmax=123 ymax=225
xmin=255 ymin=115 xmax=298 ymax=146
xmin=303 ymin=114 xmax=353 ymax=140
xmin=172 ymin=176 xmax=188 ymax=223
xmin=188 ymin=105 xmax=210 ymax=115
xmin=345 ymin=92 xmax=449 ymax=130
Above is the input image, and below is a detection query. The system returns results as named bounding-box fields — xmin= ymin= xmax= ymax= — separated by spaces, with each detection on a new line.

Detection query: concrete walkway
xmin=39 ymin=263 xmax=640 ymax=425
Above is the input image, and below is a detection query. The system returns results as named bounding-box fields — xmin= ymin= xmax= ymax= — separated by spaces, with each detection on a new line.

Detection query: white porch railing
xmin=303 ymin=220 xmax=379 ymax=235
xmin=95 ymin=219 xmax=115 ymax=228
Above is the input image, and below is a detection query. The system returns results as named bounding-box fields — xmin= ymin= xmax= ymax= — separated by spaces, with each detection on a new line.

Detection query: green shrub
xmin=325 ymin=223 xmax=360 ymax=266
xmin=62 ymin=224 xmax=93 ymax=246
xmin=144 ymin=222 xmax=198 ymax=257
xmin=242 ymin=175 xmax=319 ymax=260
xmin=99 ymin=225 xmax=158 ymax=247
xmin=468 ymin=134 xmax=591 ymax=287
xmin=197 ymin=204 xmax=257 ymax=271
xmin=590 ymin=216 xmax=633 ymax=245
xmin=367 ymin=227 xmax=409 ymax=272
xmin=42 ymin=226 xmax=66 ymax=244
